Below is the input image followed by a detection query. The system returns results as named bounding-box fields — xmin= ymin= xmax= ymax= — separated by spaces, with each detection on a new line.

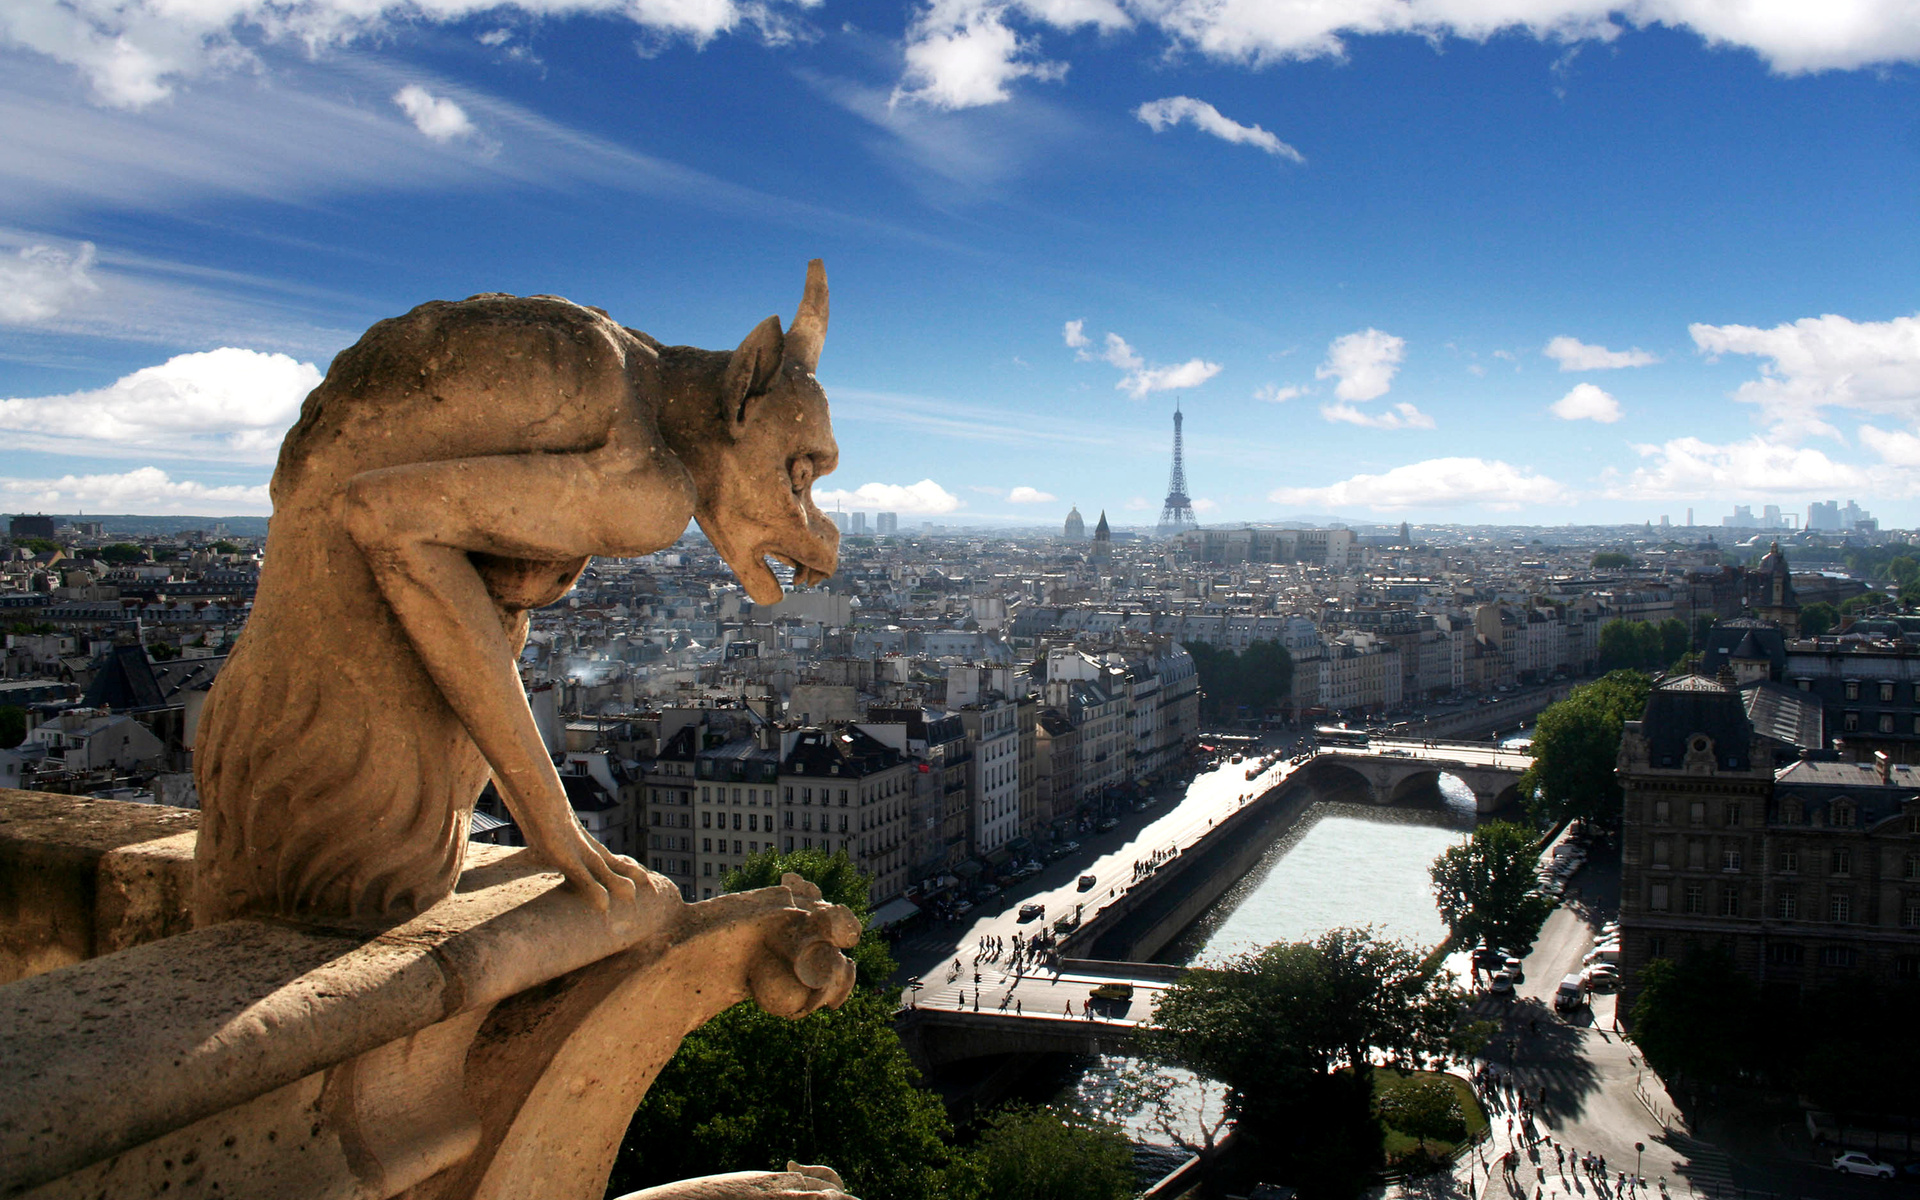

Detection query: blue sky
xmin=4 ymin=1 xmax=1920 ymax=528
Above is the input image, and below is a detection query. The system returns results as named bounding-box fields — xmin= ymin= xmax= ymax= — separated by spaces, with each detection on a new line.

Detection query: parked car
xmin=1503 ymin=956 xmax=1525 ymax=983
xmin=1078 ymin=874 xmax=1097 ymax=890
xmin=1554 ymin=974 xmax=1586 ymax=1011
xmin=1018 ymin=902 xmax=1045 ymax=921
xmin=978 ymin=883 xmax=1001 ymax=898
xmin=1581 ymin=965 xmax=1619 ymax=992
xmin=1833 ymin=1153 xmax=1896 ymax=1179
xmin=1061 ymin=840 xmax=1080 ymax=854
xmin=1584 ymin=944 xmax=1620 ymax=966
xmin=1472 ymin=946 xmax=1506 ymax=972
xmin=1097 ymin=817 xmax=1119 ymax=832
xmin=1489 ymin=970 xmax=1516 ymax=997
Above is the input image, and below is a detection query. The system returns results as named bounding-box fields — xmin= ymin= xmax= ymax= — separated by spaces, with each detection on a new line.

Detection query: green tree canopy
xmin=1429 ymin=821 xmax=1554 ymax=955
xmin=98 ymin=543 xmax=146 ymax=564
xmin=0 ymin=706 xmax=25 ymax=750
xmin=1800 ymin=600 xmax=1839 ymax=636
xmin=1629 ymin=947 xmax=1758 ymax=1085
xmin=14 ymin=538 xmax=60 ymax=554
xmin=1372 ymin=1074 xmax=1466 ymax=1151
xmin=1590 ymin=551 xmax=1632 ymax=569
xmin=1519 ymin=670 xmax=1651 ymax=830
xmin=945 ymin=1106 xmax=1136 ymax=1200
xmin=609 ymin=849 xmax=951 ymax=1199
xmin=1187 ymin=639 xmax=1294 ymax=719
xmin=1841 ymin=590 xmax=1890 ymax=615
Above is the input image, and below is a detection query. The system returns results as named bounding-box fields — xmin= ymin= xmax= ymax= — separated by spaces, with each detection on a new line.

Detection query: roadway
xmin=1352 ymin=738 xmax=1536 ymax=772
xmin=893 ymin=743 xmax=1305 ymax=1001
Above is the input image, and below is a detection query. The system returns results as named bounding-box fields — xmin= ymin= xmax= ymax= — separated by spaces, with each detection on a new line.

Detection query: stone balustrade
xmin=0 ymin=789 xmax=857 ymax=1200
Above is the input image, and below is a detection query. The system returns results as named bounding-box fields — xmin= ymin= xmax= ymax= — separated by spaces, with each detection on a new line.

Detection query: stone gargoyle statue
xmin=185 ymin=261 xmax=862 ymax=1199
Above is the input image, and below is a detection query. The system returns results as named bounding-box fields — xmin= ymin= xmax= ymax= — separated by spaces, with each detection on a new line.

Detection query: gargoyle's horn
xmin=788 ymin=259 xmax=828 ymax=373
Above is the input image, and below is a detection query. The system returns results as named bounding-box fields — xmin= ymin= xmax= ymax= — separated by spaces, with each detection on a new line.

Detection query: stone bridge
xmin=1301 ymin=741 xmax=1533 ymax=814
xmin=894 ymin=959 xmax=1177 ymax=1069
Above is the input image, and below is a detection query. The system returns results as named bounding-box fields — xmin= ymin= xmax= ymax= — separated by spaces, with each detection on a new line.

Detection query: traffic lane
xmin=909 ymin=965 xmax=1172 ymax=1025
xmin=901 ymin=757 xmax=1294 ymax=977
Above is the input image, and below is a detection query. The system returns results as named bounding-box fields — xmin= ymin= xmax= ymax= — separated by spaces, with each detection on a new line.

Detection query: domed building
xmin=1063 ymin=506 xmax=1085 ymax=541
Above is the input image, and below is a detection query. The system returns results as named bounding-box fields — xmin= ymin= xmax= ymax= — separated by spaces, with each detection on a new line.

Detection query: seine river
xmin=1056 ymin=774 xmax=1484 ymax=1162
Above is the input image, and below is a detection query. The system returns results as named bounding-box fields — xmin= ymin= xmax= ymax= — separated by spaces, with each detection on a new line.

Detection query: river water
xmin=1058 ymin=774 xmax=1484 ymax=1157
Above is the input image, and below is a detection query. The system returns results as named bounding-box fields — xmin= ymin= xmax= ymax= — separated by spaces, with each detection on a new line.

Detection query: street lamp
xmin=1636 ymin=1141 xmax=1645 ymax=1189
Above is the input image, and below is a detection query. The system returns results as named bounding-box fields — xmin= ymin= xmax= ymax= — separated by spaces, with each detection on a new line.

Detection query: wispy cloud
xmin=1543 ymin=335 xmax=1658 ymax=371
xmin=1271 ymin=457 xmax=1569 ymax=512
xmin=1066 ymin=325 xmax=1220 ymax=399
xmin=1134 ymin=96 xmax=1303 ymax=163
xmin=0 ymin=466 xmax=272 ymax=513
xmin=1320 ymin=400 xmax=1435 ymax=429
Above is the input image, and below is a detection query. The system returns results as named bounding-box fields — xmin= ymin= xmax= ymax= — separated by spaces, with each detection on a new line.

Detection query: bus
xmin=1313 ymin=726 xmax=1371 ymax=748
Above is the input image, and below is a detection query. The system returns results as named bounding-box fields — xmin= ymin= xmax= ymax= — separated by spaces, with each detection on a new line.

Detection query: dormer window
xmin=1832 ymin=801 xmax=1856 ymax=829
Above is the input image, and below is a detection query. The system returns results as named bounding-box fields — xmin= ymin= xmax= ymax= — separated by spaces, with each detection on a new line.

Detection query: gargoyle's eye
xmin=789 ymin=456 xmax=816 ymax=494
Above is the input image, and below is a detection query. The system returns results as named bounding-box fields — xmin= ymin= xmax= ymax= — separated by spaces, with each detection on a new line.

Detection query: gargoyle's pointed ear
xmin=787 ymin=259 xmax=827 ymax=374
xmin=722 ymin=314 xmax=784 ymax=433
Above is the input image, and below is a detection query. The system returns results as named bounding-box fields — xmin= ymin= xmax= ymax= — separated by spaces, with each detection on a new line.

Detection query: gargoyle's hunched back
xmin=193 ymin=265 xmax=839 ymax=925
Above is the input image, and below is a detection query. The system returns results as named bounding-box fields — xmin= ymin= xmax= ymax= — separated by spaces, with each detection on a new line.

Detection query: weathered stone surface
xmin=192 ymin=263 xmax=839 ymax=926
xmin=0 ymin=789 xmax=197 ymax=984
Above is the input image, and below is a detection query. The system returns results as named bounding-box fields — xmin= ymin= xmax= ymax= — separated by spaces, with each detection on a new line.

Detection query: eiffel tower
xmin=1157 ymin=398 xmax=1197 ymax=537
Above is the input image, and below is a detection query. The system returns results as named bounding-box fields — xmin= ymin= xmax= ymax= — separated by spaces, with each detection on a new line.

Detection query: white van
xmin=1553 ymin=974 xmax=1585 ymax=1011
xmin=1583 ymin=943 xmax=1620 ymax=966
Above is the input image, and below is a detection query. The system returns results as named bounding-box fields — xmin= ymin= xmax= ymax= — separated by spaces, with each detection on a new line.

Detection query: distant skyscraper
xmin=827 ymin=511 xmax=849 ymax=533
xmin=1063 ymin=506 xmax=1085 ymax=540
xmin=1157 ymin=399 xmax=1197 ymax=538
xmin=851 ymin=512 xmax=868 ymax=535
xmin=875 ymin=512 xmax=898 ymax=535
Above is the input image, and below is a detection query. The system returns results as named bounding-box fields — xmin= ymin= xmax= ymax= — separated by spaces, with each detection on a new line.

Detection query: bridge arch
xmin=1298 ymin=757 xmax=1375 ymax=803
xmin=1384 ymin=769 xmax=1444 ymax=805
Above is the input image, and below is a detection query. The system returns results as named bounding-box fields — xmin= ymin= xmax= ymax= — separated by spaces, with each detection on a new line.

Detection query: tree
xmin=15 ymin=538 xmax=59 ymax=555
xmin=1841 ymin=590 xmax=1889 ymax=615
xmin=1147 ymin=928 xmax=1461 ymax=1196
xmin=0 ymin=706 xmax=25 ymax=750
xmin=1888 ymin=556 xmax=1919 ymax=588
xmin=1800 ymin=600 xmax=1839 ymax=636
xmin=1629 ymin=948 xmax=1758 ymax=1085
xmin=211 ymin=540 xmax=242 ymax=555
xmin=1590 ymin=551 xmax=1632 ymax=569
xmin=98 ymin=543 xmax=146 ymax=565
xmin=946 ymin=1106 xmax=1135 ymax=1200
xmin=1519 ymin=670 xmax=1651 ymax=831
xmin=1429 ymin=821 xmax=1554 ymax=955
xmin=609 ymin=850 xmax=952 ymax=1200
xmin=1373 ymin=1074 xmax=1466 ymax=1152
xmin=1657 ymin=618 xmax=1690 ymax=667
xmin=1596 ymin=620 xmax=1662 ymax=672
xmin=1187 ymin=639 xmax=1293 ymax=719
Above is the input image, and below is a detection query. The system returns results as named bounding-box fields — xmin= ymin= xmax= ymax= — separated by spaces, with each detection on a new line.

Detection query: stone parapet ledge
xmin=0 ymin=792 xmax=859 ymax=1200
xmin=0 ymin=789 xmax=199 ymax=984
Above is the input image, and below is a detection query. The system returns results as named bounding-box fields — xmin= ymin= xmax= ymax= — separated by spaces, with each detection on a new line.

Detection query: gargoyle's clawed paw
xmin=543 ymin=828 xmax=643 ymax=912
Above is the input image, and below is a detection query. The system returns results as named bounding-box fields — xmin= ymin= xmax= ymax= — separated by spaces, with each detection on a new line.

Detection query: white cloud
xmin=892 ymin=0 xmax=1125 ymax=110
xmin=1316 ymin=328 xmax=1404 ymax=402
xmin=1543 ymin=335 xmax=1658 ymax=371
xmin=0 ymin=348 xmax=320 ymax=461
xmin=0 ymin=466 xmax=271 ymax=513
xmin=1134 ymin=96 xmax=1303 ymax=163
xmin=813 ymin=478 xmax=962 ymax=515
xmin=1007 ymin=485 xmax=1056 ymax=502
xmin=891 ymin=2 xmax=1920 ymax=113
xmin=2 ymin=0 xmax=816 ymax=109
xmin=1605 ymin=436 xmax=1874 ymax=500
xmin=393 ymin=84 xmax=477 ymax=142
xmin=1690 ymin=313 xmax=1920 ymax=440
xmin=1191 ymin=497 xmax=1218 ymax=512
xmin=1859 ymin=424 xmax=1920 ymax=467
xmin=1122 ymin=358 xmax=1221 ymax=399
xmin=1255 ymin=383 xmax=1305 ymax=403
xmin=1549 ymin=382 xmax=1622 ymax=423
xmin=1067 ymin=326 xmax=1221 ymax=398
xmin=1269 ymin=457 xmax=1569 ymax=512
xmin=1123 ymin=496 xmax=1152 ymax=511
xmin=0 ymin=239 xmax=99 ymax=324
xmin=1319 ymin=400 xmax=1435 ymax=429
xmin=893 ymin=6 xmax=1068 ymax=109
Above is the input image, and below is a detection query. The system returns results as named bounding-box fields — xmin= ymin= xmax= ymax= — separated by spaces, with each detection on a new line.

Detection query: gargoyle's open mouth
xmin=766 ymin=549 xmax=834 ymax=588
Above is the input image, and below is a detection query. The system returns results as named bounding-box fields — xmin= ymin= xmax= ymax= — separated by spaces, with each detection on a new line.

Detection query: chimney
xmin=1875 ymin=750 xmax=1892 ymax=785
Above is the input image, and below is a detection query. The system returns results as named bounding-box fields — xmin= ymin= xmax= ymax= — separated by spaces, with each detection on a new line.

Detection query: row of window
xmin=1650 ymin=881 xmax=1920 ymax=925
xmin=1838 ymin=680 xmax=1920 ymax=703
xmin=1649 ymin=842 xmax=1920 ymax=878
xmin=1648 ymin=796 xmax=1890 ymax=829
